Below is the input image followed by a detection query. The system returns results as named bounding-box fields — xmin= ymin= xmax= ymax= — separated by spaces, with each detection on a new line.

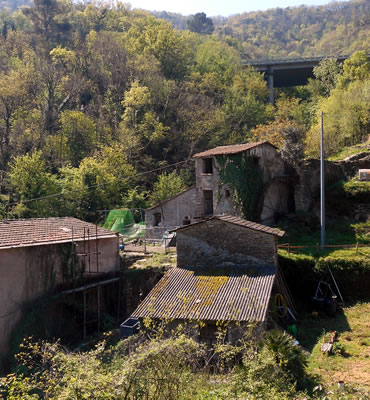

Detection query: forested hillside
xmin=215 ymin=0 xmax=370 ymax=59
xmin=2 ymin=0 xmax=369 ymax=58
xmin=0 ymin=0 xmax=368 ymax=222
xmin=153 ymin=1 xmax=370 ymax=59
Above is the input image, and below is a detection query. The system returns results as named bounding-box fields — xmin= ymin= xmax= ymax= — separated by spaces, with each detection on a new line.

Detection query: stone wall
xmin=295 ymin=159 xmax=345 ymax=212
xmin=338 ymin=154 xmax=370 ymax=179
xmin=145 ymin=187 xmax=197 ymax=240
xmin=176 ymin=219 xmax=278 ymax=268
xmin=0 ymin=237 xmax=119 ymax=371
xmin=195 ymin=143 xmax=289 ymax=222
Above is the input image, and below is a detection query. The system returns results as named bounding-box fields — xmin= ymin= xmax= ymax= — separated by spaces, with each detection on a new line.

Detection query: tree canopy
xmin=0 ymin=0 xmax=368 ymax=221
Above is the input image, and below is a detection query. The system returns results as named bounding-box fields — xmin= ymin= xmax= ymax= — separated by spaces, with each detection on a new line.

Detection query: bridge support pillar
xmin=267 ymin=69 xmax=274 ymax=104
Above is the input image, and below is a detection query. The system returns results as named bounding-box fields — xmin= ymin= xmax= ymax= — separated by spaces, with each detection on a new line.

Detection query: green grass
xmin=328 ymin=142 xmax=370 ymax=161
xmin=343 ymin=179 xmax=370 ymax=197
xmin=278 ymin=174 xmax=369 ymax=257
xmin=128 ymin=251 xmax=177 ymax=270
xmin=278 ymin=220 xmax=370 ymax=257
xmin=299 ymin=302 xmax=370 ymax=389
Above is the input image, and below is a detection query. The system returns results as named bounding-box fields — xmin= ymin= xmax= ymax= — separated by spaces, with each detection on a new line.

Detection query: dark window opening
xmin=182 ymin=215 xmax=191 ymax=225
xmin=203 ymin=190 xmax=213 ymax=216
xmin=225 ymin=189 xmax=230 ymax=198
xmin=203 ymin=158 xmax=213 ymax=174
xmin=153 ymin=212 xmax=162 ymax=226
xmin=199 ymin=324 xmax=218 ymax=346
xmin=253 ymin=157 xmax=259 ymax=167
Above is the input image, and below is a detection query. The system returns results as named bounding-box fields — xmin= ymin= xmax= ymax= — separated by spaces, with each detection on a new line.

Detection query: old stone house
xmin=145 ymin=141 xmax=294 ymax=239
xmin=0 ymin=217 xmax=120 ymax=370
xmin=130 ymin=215 xmax=294 ymax=344
xmin=145 ymin=186 xmax=197 ymax=239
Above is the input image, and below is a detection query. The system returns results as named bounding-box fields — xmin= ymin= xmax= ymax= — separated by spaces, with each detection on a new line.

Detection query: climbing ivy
xmin=215 ymin=153 xmax=264 ymax=221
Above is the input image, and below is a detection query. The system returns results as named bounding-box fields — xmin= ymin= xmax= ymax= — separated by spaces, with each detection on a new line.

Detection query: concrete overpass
xmin=243 ymin=55 xmax=349 ymax=103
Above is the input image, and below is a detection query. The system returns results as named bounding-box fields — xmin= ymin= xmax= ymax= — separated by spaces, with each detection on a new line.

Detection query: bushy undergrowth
xmin=279 ymin=249 xmax=370 ymax=301
xmin=0 ymin=328 xmax=310 ymax=400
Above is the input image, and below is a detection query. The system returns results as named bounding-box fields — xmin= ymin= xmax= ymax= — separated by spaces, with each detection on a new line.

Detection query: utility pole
xmin=320 ymin=111 xmax=325 ymax=248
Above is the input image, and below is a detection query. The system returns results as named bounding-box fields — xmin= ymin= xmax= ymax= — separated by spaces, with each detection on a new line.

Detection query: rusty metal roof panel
xmin=0 ymin=217 xmax=118 ymax=249
xmin=175 ymin=215 xmax=285 ymax=237
xmin=132 ymin=264 xmax=276 ymax=322
xmin=192 ymin=141 xmax=276 ymax=158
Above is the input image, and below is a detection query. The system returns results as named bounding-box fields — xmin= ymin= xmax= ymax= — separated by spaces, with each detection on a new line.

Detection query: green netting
xmin=104 ymin=209 xmax=134 ymax=230
xmin=103 ymin=209 xmax=145 ymax=242
xmin=121 ymin=221 xmax=146 ymax=244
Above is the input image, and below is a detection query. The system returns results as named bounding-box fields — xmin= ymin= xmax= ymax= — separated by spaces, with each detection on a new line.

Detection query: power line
xmin=6 ymin=159 xmax=189 ymax=208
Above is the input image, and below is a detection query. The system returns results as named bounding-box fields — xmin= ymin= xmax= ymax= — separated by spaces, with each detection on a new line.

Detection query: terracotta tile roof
xmin=174 ymin=215 xmax=285 ymax=237
xmin=132 ymin=264 xmax=276 ymax=322
xmin=0 ymin=217 xmax=118 ymax=250
xmin=192 ymin=141 xmax=276 ymax=158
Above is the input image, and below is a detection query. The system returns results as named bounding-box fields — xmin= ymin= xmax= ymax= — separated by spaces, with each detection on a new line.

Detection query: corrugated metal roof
xmin=192 ymin=141 xmax=276 ymax=158
xmin=132 ymin=264 xmax=276 ymax=322
xmin=0 ymin=217 xmax=118 ymax=250
xmin=174 ymin=215 xmax=285 ymax=237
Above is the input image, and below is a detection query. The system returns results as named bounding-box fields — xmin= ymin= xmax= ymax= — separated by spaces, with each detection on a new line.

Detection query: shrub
xmin=262 ymin=330 xmax=308 ymax=387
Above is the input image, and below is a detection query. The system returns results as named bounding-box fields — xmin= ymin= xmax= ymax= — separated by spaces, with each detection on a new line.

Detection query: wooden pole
xmin=97 ymin=285 xmax=100 ymax=332
xmin=83 ymin=290 xmax=87 ymax=340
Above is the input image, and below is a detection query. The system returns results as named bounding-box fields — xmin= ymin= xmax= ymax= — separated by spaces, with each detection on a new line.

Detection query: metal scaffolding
xmin=64 ymin=224 xmax=120 ymax=341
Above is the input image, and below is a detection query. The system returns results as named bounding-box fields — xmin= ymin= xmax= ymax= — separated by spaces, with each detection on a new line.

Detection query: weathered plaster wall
xmin=0 ymin=236 xmax=119 ymax=370
xmin=176 ymin=219 xmax=278 ymax=268
xmin=145 ymin=187 xmax=197 ymax=239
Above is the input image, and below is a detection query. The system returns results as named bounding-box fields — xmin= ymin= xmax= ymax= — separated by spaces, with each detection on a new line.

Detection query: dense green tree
xmin=310 ymin=58 xmax=343 ymax=97
xmin=127 ymin=17 xmax=193 ymax=80
xmin=0 ymin=66 xmax=28 ymax=167
xmin=149 ymin=171 xmax=186 ymax=206
xmin=187 ymin=12 xmax=214 ymax=35
xmin=195 ymin=38 xmax=241 ymax=88
xmin=59 ymin=110 xmax=97 ymax=167
xmin=252 ymin=119 xmax=305 ymax=166
xmin=305 ymin=79 xmax=370 ymax=157
xmin=337 ymin=50 xmax=370 ymax=88
xmin=222 ymin=69 xmax=272 ymax=142
xmin=60 ymin=148 xmax=135 ymax=220
xmin=7 ymin=150 xmax=61 ymax=217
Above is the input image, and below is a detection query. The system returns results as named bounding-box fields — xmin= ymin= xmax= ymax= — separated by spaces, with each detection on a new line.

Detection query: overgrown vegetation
xmin=216 ymin=153 xmax=264 ymax=220
xmin=2 ymin=310 xmax=369 ymax=399
xmin=0 ymin=0 xmax=368 ymax=221
xmin=0 ymin=326 xmax=312 ymax=399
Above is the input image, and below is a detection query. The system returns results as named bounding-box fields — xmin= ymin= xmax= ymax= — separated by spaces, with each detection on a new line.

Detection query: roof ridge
xmin=192 ymin=141 xmax=276 ymax=158
xmin=174 ymin=214 xmax=285 ymax=237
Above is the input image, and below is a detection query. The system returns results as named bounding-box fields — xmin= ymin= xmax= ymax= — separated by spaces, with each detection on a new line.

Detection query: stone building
xmin=0 ymin=217 xmax=119 ymax=370
xmin=145 ymin=186 xmax=197 ymax=240
xmin=130 ymin=215 xmax=294 ymax=344
xmin=145 ymin=141 xmax=294 ymax=239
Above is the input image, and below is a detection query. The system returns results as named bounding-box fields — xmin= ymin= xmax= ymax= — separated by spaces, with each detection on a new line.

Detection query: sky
xmin=127 ymin=0 xmax=341 ymax=17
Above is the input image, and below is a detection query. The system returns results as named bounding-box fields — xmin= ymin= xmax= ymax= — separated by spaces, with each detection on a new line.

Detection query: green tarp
xmin=104 ymin=209 xmax=145 ymax=242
